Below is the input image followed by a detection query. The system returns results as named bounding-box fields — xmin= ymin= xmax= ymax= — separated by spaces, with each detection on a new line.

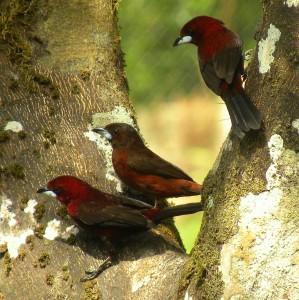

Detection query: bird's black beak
xmin=173 ymin=37 xmax=182 ymax=47
xmin=37 ymin=187 xmax=48 ymax=193
xmin=92 ymin=128 xmax=112 ymax=141
xmin=173 ymin=35 xmax=192 ymax=47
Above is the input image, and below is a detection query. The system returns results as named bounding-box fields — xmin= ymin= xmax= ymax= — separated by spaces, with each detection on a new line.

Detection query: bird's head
xmin=173 ymin=16 xmax=223 ymax=47
xmin=92 ymin=123 xmax=143 ymax=149
xmin=37 ymin=175 xmax=92 ymax=205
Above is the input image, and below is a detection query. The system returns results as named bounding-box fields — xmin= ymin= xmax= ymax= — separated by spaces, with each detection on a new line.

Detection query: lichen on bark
xmin=0 ymin=1 xmax=186 ymax=299
xmin=177 ymin=1 xmax=299 ymax=299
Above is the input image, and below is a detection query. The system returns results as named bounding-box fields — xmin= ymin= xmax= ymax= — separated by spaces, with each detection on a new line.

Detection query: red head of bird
xmin=37 ymin=175 xmax=94 ymax=205
xmin=173 ymin=16 xmax=225 ymax=48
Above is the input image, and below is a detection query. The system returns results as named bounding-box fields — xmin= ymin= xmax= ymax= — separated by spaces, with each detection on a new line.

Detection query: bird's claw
xmin=80 ymin=271 xmax=99 ymax=282
xmin=84 ymin=270 xmax=96 ymax=275
xmin=80 ymin=257 xmax=113 ymax=282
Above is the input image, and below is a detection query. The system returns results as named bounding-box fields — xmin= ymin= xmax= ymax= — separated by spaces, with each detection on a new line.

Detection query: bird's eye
xmin=53 ymin=188 xmax=63 ymax=195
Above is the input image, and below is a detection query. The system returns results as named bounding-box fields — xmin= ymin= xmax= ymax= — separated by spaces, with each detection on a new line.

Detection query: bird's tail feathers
xmin=223 ymin=92 xmax=261 ymax=138
xmin=152 ymin=202 xmax=203 ymax=224
xmin=187 ymin=182 xmax=202 ymax=195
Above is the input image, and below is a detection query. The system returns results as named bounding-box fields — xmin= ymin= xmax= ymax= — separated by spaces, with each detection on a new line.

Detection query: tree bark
xmin=178 ymin=1 xmax=299 ymax=299
xmin=0 ymin=1 xmax=184 ymax=299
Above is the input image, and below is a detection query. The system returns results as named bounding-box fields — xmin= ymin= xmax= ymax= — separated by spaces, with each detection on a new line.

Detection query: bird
xmin=92 ymin=123 xmax=202 ymax=204
xmin=37 ymin=175 xmax=203 ymax=281
xmin=173 ymin=16 xmax=261 ymax=138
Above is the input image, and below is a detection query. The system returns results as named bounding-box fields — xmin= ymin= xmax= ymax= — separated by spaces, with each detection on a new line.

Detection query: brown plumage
xmin=93 ymin=123 xmax=202 ymax=200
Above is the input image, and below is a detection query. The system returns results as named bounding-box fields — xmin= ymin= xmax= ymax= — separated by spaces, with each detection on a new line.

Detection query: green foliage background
xmin=119 ymin=0 xmax=261 ymax=104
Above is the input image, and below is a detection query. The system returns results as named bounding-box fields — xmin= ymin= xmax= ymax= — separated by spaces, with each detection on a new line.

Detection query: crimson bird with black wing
xmin=174 ymin=16 xmax=261 ymax=138
xmin=37 ymin=175 xmax=202 ymax=281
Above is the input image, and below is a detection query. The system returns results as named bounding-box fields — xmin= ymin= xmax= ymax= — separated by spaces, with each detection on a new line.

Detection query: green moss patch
xmin=46 ymin=273 xmax=54 ymax=286
xmin=17 ymin=130 xmax=27 ymax=139
xmin=80 ymin=282 xmax=101 ymax=300
xmin=38 ymin=252 xmax=50 ymax=268
xmin=0 ymin=163 xmax=25 ymax=179
xmin=26 ymin=235 xmax=34 ymax=250
xmin=0 ymin=0 xmax=36 ymax=72
xmin=55 ymin=205 xmax=67 ymax=219
xmin=0 ymin=130 xmax=10 ymax=143
xmin=19 ymin=196 xmax=29 ymax=210
xmin=34 ymin=223 xmax=45 ymax=239
xmin=3 ymin=252 xmax=12 ymax=277
xmin=33 ymin=203 xmax=45 ymax=221
xmin=43 ymin=129 xmax=56 ymax=146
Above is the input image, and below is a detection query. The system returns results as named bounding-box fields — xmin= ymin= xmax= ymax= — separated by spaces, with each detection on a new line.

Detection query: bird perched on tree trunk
xmin=37 ymin=175 xmax=203 ymax=281
xmin=174 ymin=16 xmax=261 ymax=138
xmin=92 ymin=123 xmax=202 ymax=203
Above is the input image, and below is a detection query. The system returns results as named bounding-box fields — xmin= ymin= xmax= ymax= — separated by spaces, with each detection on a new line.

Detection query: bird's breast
xmin=67 ymin=202 xmax=77 ymax=217
xmin=198 ymin=29 xmax=238 ymax=61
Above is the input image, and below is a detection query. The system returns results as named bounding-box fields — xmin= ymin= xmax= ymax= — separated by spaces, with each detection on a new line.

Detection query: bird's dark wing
xmin=212 ymin=44 xmax=242 ymax=85
xmin=200 ymin=61 xmax=222 ymax=95
xmin=200 ymin=41 xmax=242 ymax=96
xmin=110 ymin=194 xmax=153 ymax=209
xmin=126 ymin=147 xmax=194 ymax=181
xmin=76 ymin=201 xmax=149 ymax=228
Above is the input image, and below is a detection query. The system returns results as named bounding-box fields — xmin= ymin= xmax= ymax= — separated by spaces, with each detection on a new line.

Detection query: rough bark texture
xmin=178 ymin=1 xmax=299 ymax=299
xmin=0 ymin=1 xmax=184 ymax=299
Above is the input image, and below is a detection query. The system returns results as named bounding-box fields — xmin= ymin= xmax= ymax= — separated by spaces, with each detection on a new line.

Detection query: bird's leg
xmin=80 ymin=256 xmax=114 ymax=282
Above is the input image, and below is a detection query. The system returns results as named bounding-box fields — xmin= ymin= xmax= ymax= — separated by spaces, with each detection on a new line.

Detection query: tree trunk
xmin=0 ymin=1 xmax=184 ymax=299
xmin=178 ymin=1 xmax=299 ymax=299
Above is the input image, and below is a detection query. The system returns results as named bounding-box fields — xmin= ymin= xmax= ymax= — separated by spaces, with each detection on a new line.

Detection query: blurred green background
xmin=118 ymin=0 xmax=261 ymax=252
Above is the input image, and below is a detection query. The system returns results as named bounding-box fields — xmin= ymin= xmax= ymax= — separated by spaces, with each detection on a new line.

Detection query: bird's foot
xmin=80 ymin=256 xmax=113 ymax=282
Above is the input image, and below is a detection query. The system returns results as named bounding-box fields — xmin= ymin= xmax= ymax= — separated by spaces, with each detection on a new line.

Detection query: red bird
xmin=174 ymin=16 xmax=261 ymax=138
xmin=37 ymin=175 xmax=202 ymax=281
xmin=92 ymin=123 xmax=202 ymax=203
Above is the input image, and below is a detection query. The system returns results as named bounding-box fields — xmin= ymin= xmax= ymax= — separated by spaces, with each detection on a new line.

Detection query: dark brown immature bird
xmin=93 ymin=123 xmax=202 ymax=202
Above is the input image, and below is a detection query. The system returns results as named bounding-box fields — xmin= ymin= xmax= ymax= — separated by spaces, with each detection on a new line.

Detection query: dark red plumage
xmin=174 ymin=16 xmax=261 ymax=138
xmin=92 ymin=123 xmax=202 ymax=201
xmin=37 ymin=175 xmax=202 ymax=280
xmin=44 ymin=176 xmax=152 ymax=239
